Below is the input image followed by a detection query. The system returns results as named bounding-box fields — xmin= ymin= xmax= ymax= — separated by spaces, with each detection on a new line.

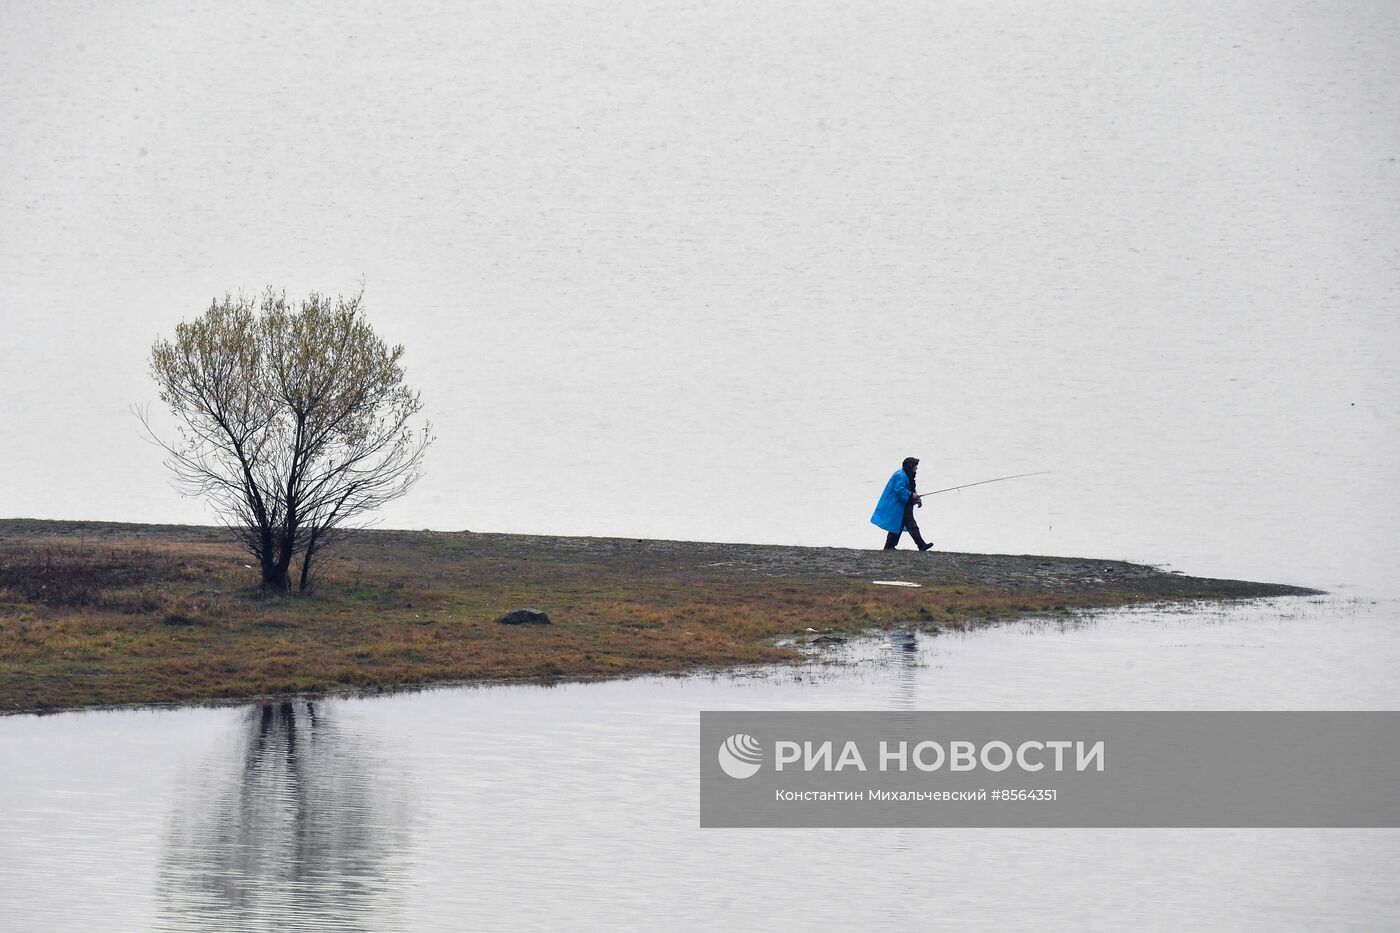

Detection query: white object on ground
xmin=871 ymin=580 xmax=921 ymax=587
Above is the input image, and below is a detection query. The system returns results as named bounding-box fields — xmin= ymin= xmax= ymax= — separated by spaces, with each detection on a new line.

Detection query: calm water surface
xmin=2 ymin=595 xmax=1397 ymax=931
xmin=3 ymin=0 xmax=1398 ymax=590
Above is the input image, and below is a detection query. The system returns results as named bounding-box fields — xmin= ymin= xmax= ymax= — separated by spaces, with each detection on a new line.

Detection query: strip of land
xmin=0 ymin=519 xmax=1318 ymax=714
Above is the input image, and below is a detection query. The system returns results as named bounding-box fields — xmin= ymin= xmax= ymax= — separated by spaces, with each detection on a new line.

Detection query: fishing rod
xmin=914 ymin=471 xmax=1050 ymax=499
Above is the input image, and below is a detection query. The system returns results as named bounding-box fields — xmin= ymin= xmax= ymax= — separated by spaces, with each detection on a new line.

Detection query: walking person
xmin=871 ymin=457 xmax=933 ymax=551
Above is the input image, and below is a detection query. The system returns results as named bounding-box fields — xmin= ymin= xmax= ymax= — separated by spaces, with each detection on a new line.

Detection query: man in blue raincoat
xmin=871 ymin=457 xmax=933 ymax=551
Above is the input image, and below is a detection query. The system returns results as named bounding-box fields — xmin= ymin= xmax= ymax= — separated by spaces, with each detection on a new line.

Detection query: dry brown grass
xmin=0 ymin=520 xmax=1308 ymax=713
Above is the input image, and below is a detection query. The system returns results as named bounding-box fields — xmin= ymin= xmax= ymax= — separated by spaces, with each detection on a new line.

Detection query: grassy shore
xmin=0 ymin=519 xmax=1317 ymax=714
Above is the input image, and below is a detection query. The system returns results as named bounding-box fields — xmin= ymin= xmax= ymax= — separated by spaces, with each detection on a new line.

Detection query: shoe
xmin=918 ymin=542 xmax=934 ymax=552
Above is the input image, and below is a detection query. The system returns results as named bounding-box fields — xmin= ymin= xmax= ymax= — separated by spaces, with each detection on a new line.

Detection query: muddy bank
xmin=381 ymin=529 xmax=1313 ymax=600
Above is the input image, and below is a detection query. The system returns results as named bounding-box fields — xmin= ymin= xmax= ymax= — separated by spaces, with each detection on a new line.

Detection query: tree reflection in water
xmin=156 ymin=701 xmax=411 ymax=931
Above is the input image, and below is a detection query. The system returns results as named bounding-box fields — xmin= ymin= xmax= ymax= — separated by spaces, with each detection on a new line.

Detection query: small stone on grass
xmin=498 ymin=608 xmax=551 ymax=625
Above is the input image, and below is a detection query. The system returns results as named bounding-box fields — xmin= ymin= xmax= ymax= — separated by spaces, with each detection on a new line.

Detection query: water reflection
xmin=886 ymin=629 xmax=920 ymax=711
xmin=885 ymin=629 xmax=922 ymax=859
xmin=155 ymin=701 xmax=410 ymax=932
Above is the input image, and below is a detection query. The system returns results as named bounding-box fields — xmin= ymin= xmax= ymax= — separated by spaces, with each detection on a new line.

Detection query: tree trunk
xmin=261 ymin=557 xmax=291 ymax=591
xmin=298 ymin=536 xmax=318 ymax=592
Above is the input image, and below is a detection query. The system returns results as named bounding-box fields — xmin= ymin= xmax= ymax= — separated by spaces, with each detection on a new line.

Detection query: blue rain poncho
xmin=870 ymin=470 xmax=913 ymax=534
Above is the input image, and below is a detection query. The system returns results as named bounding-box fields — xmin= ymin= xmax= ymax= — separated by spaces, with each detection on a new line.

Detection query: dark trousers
xmin=883 ymin=499 xmax=928 ymax=550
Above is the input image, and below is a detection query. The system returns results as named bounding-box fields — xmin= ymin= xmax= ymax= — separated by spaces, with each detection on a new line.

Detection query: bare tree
xmin=145 ymin=289 xmax=432 ymax=591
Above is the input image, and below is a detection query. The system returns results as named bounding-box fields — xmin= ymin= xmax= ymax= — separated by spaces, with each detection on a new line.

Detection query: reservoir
xmin=2 ymin=0 xmax=1397 ymax=928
